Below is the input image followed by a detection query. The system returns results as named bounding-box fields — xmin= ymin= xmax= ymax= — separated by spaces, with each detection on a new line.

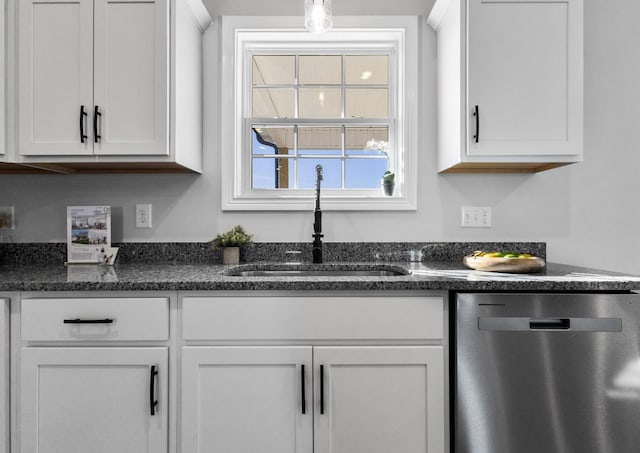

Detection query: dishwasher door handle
xmin=479 ymin=316 xmax=622 ymax=332
xmin=529 ymin=318 xmax=570 ymax=329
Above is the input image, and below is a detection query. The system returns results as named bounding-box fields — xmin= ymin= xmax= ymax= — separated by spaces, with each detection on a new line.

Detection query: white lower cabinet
xmin=182 ymin=345 xmax=443 ymax=453
xmin=181 ymin=294 xmax=447 ymax=453
xmin=13 ymin=293 xmax=447 ymax=453
xmin=314 ymin=346 xmax=444 ymax=453
xmin=182 ymin=347 xmax=313 ymax=453
xmin=17 ymin=295 xmax=171 ymax=453
xmin=20 ymin=347 xmax=168 ymax=453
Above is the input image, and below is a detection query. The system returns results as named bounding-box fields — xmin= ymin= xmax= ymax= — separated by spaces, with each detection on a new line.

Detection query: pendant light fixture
xmin=305 ymin=0 xmax=333 ymax=33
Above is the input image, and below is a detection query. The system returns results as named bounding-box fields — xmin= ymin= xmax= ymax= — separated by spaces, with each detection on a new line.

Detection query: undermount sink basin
xmin=223 ymin=264 xmax=410 ymax=277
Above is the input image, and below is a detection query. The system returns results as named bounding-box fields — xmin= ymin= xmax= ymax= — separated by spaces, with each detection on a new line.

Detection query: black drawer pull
xmin=63 ymin=318 xmax=114 ymax=324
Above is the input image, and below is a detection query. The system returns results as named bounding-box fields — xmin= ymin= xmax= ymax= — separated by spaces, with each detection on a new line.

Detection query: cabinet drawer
xmin=183 ymin=296 xmax=443 ymax=341
xmin=21 ymin=298 xmax=169 ymax=342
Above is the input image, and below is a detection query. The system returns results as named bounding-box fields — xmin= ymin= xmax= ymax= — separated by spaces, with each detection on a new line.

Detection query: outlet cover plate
xmin=461 ymin=206 xmax=491 ymax=228
xmin=0 ymin=206 xmax=15 ymax=229
xmin=136 ymin=204 xmax=152 ymax=228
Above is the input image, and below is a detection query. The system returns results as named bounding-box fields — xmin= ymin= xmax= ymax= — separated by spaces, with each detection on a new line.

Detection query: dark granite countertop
xmin=1 ymin=261 xmax=640 ymax=292
xmin=1 ymin=242 xmax=639 ymax=293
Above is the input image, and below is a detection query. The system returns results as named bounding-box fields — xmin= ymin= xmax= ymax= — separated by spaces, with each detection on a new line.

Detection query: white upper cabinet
xmin=18 ymin=0 xmax=94 ymax=157
xmin=428 ymin=0 xmax=583 ymax=173
xmin=17 ymin=0 xmax=211 ymax=173
xmin=0 ymin=0 xmax=5 ymax=160
xmin=92 ymin=0 xmax=168 ymax=157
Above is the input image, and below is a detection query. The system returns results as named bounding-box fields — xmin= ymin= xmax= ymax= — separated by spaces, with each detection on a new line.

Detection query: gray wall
xmin=1 ymin=0 xmax=639 ymax=274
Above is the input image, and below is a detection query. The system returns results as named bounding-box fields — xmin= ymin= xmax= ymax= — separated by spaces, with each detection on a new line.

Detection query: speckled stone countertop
xmin=1 ymin=241 xmax=639 ymax=292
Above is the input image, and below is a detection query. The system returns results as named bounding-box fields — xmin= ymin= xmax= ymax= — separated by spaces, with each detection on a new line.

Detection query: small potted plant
xmin=381 ymin=170 xmax=395 ymax=196
xmin=210 ymin=225 xmax=254 ymax=265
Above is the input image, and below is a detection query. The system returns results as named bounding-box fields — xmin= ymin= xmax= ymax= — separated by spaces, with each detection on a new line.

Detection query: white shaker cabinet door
xmin=18 ymin=0 xmax=94 ymax=156
xmin=93 ymin=0 xmax=169 ymax=156
xmin=182 ymin=346 xmax=314 ymax=453
xmin=314 ymin=346 xmax=445 ymax=453
xmin=0 ymin=0 xmax=5 ymax=159
xmin=20 ymin=347 xmax=168 ymax=453
xmin=467 ymin=0 xmax=583 ymax=157
xmin=0 ymin=299 xmax=7 ymax=453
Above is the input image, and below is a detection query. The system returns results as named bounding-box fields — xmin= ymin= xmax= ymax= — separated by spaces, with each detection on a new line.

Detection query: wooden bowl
xmin=463 ymin=254 xmax=546 ymax=273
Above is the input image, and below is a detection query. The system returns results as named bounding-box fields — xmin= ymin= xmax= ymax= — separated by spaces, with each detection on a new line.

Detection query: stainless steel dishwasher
xmin=455 ymin=292 xmax=640 ymax=453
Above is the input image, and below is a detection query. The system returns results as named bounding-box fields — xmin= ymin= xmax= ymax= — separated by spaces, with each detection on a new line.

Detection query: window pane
xmin=299 ymin=55 xmax=342 ymax=85
xmin=299 ymin=149 xmax=342 ymax=156
xmin=345 ymin=158 xmax=388 ymax=189
xmin=345 ymin=55 xmax=388 ymax=85
xmin=252 ymin=127 xmax=294 ymax=155
xmin=252 ymin=88 xmax=295 ymax=118
xmin=298 ymin=127 xmax=342 ymax=154
xmin=345 ymin=127 xmax=389 ymax=156
xmin=345 ymin=88 xmax=388 ymax=118
xmin=252 ymin=157 xmax=293 ymax=189
xmin=299 ymin=88 xmax=341 ymax=118
xmin=252 ymin=55 xmax=295 ymax=84
xmin=297 ymin=158 xmax=342 ymax=189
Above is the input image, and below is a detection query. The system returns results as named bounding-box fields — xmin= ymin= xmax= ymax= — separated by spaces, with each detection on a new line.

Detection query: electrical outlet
xmin=461 ymin=206 xmax=492 ymax=228
xmin=0 ymin=206 xmax=15 ymax=229
xmin=135 ymin=204 xmax=152 ymax=228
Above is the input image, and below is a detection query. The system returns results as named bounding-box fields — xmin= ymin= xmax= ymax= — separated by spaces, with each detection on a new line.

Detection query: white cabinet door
xmin=0 ymin=0 xmax=5 ymax=159
xmin=93 ymin=0 xmax=168 ymax=156
xmin=314 ymin=346 xmax=445 ymax=453
xmin=20 ymin=347 xmax=168 ymax=453
xmin=182 ymin=346 xmax=313 ymax=453
xmin=18 ymin=0 xmax=94 ymax=156
xmin=0 ymin=299 xmax=7 ymax=453
xmin=467 ymin=0 xmax=582 ymax=157
xmin=18 ymin=0 xmax=168 ymax=158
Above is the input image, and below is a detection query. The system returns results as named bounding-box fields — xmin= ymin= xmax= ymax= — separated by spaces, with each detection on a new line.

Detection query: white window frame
xmin=220 ymin=16 xmax=418 ymax=211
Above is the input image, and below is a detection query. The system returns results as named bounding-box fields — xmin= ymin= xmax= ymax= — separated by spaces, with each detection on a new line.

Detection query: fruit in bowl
xmin=463 ymin=250 xmax=545 ymax=273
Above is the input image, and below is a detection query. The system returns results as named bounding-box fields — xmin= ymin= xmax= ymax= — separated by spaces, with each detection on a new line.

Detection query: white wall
xmin=1 ymin=0 xmax=639 ymax=274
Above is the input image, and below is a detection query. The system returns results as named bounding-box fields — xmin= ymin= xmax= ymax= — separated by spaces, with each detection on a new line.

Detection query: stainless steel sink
xmin=223 ymin=264 xmax=410 ymax=277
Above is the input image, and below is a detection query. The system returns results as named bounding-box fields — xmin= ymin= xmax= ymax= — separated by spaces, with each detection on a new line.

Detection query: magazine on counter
xmin=66 ymin=206 xmax=116 ymax=264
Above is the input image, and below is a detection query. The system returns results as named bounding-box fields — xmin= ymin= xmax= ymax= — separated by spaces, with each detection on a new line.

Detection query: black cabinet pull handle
xmin=473 ymin=105 xmax=480 ymax=143
xmin=79 ymin=105 xmax=88 ymax=143
xmin=94 ymin=105 xmax=102 ymax=143
xmin=301 ymin=364 xmax=306 ymax=414
xmin=63 ymin=318 xmax=114 ymax=324
xmin=150 ymin=365 xmax=159 ymax=416
xmin=320 ymin=364 xmax=325 ymax=415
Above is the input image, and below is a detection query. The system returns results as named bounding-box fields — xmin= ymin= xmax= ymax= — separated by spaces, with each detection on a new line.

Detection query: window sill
xmin=221 ymin=191 xmax=417 ymax=211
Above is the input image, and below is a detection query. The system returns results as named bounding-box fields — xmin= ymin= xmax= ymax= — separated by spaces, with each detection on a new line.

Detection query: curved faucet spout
xmin=315 ymin=165 xmax=323 ymax=209
xmin=312 ymin=165 xmax=324 ymax=263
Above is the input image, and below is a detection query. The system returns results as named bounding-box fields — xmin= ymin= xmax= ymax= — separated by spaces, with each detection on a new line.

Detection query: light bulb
xmin=305 ymin=0 xmax=333 ymax=33
xmin=311 ymin=4 xmax=326 ymax=24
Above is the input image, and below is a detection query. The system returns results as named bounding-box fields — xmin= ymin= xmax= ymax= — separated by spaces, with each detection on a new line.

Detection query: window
xmin=220 ymin=17 xmax=418 ymax=210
